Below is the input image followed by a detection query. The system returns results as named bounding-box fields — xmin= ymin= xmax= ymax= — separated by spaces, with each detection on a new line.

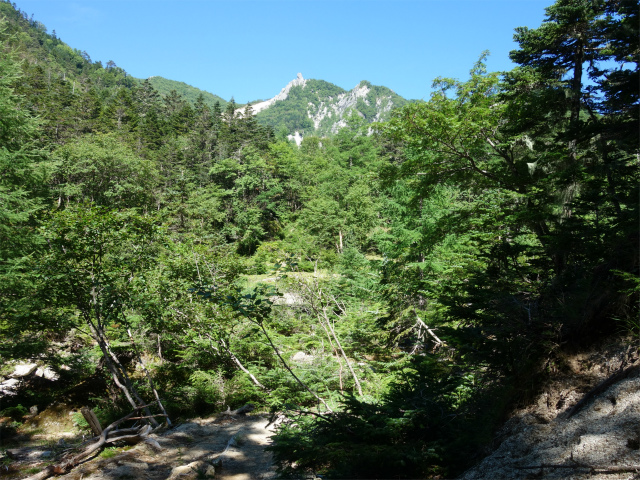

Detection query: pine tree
xmin=0 ymin=24 xmax=49 ymax=355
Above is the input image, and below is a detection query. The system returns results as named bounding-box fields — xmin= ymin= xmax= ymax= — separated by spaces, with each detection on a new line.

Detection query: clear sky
xmin=13 ymin=0 xmax=551 ymax=103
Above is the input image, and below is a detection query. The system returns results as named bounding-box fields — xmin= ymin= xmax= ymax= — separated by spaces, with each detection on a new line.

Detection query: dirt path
xmin=12 ymin=414 xmax=278 ymax=480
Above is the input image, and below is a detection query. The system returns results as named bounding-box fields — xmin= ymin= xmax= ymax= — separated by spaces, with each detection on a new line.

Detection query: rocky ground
xmin=460 ymin=338 xmax=640 ymax=480
xmin=2 ymin=412 xmax=278 ymax=480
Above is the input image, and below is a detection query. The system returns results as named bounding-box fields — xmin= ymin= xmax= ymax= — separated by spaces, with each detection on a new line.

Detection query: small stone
xmin=121 ymin=461 xmax=149 ymax=470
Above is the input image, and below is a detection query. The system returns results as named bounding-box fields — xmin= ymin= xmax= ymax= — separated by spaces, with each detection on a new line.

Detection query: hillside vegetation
xmin=0 ymin=0 xmax=638 ymax=478
xmin=144 ymin=76 xmax=229 ymax=109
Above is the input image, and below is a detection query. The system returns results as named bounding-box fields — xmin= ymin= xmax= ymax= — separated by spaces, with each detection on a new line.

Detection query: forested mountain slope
xmin=0 ymin=0 xmax=638 ymax=479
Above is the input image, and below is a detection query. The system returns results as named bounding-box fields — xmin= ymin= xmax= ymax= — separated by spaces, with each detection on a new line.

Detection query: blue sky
xmin=13 ymin=0 xmax=551 ymax=103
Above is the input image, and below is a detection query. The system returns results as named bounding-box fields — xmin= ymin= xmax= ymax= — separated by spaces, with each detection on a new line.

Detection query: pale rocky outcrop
xmin=287 ymin=130 xmax=303 ymax=146
xmin=35 ymin=366 xmax=60 ymax=381
xmin=308 ymin=81 xmax=371 ymax=134
xmin=1 ymin=364 xmax=60 ymax=398
xmin=461 ymin=341 xmax=640 ymax=480
xmin=0 ymin=377 xmax=20 ymax=396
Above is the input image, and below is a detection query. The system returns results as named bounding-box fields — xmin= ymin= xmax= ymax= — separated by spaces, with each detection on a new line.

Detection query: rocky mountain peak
xmin=248 ymin=73 xmax=307 ymax=114
xmin=239 ymin=74 xmax=408 ymax=140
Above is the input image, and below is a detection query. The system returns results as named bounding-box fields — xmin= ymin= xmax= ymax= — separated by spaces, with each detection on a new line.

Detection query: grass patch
xmin=99 ymin=446 xmax=119 ymax=459
xmin=242 ymin=270 xmax=335 ymax=289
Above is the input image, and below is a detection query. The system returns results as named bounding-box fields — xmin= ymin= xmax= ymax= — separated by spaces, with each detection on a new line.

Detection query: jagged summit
xmin=248 ymin=73 xmax=307 ymax=114
xmin=247 ymin=74 xmax=408 ymax=141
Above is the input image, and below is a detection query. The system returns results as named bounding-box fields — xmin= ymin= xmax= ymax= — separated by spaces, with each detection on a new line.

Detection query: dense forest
xmin=0 ymin=0 xmax=638 ymax=478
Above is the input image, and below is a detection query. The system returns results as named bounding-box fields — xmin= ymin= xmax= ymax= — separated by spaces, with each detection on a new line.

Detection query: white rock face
xmin=291 ymin=352 xmax=314 ymax=364
xmin=373 ymin=95 xmax=395 ymax=122
xmin=239 ymin=75 xmax=400 ymax=143
xmin=287 ymin=131 xmax=303 ymax=146
xmin=245 ymin=73 xmax=307 ymax=115
xmin=308 ymin=82 xmax=371 ymax=133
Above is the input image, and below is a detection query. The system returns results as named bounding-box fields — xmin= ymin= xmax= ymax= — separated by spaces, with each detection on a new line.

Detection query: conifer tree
xmin=0 ymin=24 xmax=49 ymax=355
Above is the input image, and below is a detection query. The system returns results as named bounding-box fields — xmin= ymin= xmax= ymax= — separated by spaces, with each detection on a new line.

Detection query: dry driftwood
xmin=219 ymin=403 xmax=255 ymax=416
xmin=24 ymin=404 xmax=161 ymax=480
xmin=80 ymin=407 xmax=102 ymax=436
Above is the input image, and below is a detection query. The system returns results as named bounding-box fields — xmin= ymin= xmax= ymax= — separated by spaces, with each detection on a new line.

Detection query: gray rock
xmin=291 ymin=351 xmax=314 ymax=364
xmin=174 ymin=422 xmax=205 ymax=436
xmin=35 ymin=366 xmax=60 ymax=381
xmin=0 ymin=378 xmax=20 ymax=396
xmin=167 ymin=431 xmax=195 ymax=443
xmin=103 ymin=460 xmax=149 ymax=479
xmin=11 ymin=363 xmax=38 ymax=378
xmin=168 ymin=460 xmax=214 ymax=479
xmin=107 ymin=465 xmax=140 ymax=478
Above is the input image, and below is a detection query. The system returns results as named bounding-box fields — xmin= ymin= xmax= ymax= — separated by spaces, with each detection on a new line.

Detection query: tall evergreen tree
xmin=0 ymin=24 xmax=49 ymax=356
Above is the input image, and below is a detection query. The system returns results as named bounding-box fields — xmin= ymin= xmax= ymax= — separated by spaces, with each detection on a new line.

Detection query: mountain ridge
xmin=241 ymin=73 xmax=409 ymax=141
xmin=140 ymin=72 xmax=408 ymax=139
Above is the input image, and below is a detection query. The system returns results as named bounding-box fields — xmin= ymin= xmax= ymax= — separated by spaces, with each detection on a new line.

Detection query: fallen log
xmin=24 ymin=403 xmax=158 ymax=480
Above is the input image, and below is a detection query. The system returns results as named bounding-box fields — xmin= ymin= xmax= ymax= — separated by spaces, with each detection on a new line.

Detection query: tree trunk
xmin=322 ymin=307 xmax=363 ymax=396
xmin=217 ymin=336 xmax=267 ymax=390
xmin=127 ymin=329 xmax=171 ymax=426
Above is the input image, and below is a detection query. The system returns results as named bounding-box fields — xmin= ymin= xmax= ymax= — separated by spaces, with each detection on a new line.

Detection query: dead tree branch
xmin=24 ymin=403 xmax=158 ymax=480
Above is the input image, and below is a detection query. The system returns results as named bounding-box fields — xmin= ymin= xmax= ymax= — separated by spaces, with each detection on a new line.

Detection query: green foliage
xmin=99 ymin=447 xmax=119 ymax=459
xmin=271 ymin=356 xmax=499 ymax=478
xmin=1 ymin=404 xmax=28 ymax=421
xmin=0 ymin=20 xmax=50 ymax=359
xmin=52 ymin=133 xmax=158 ymax=209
